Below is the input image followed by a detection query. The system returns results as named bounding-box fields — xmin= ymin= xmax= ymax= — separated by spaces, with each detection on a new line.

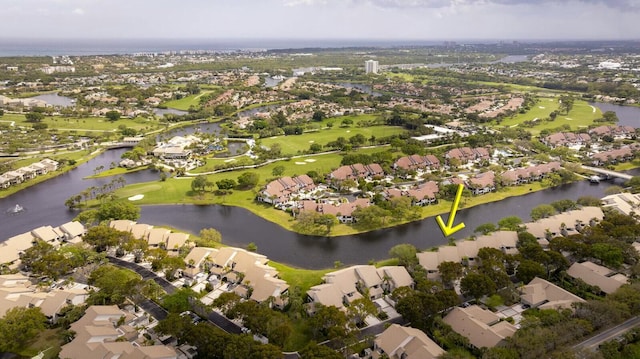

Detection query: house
xmin=328 ymin=163 xmax=384 ymax=187
xmin=373 ymin=324 xmax=446 ymax=359
xmin=130 ymin=223 xmax=153 ymax=240
xmin=393 ymin=154 xmax=440 ymax=172
xmin=592 ymin=147 xmax=635 ymax=166
xmin=466 ymin=171 xmax=495 ymax=195
xmin=147 ymin=228 xmax=171 ymax=247
xmin=601 ymin=192 xmax=640 ymax=216
xmin=524 ymin=207 xmax=604 ymax=243
xmin=589 ymin=125 xmax=636 ymax=140
xmin=39 ymin=158 xmax=59 ymax=172
xmin=0 ymin=232 xmax=35 ymax=269
xmin=445 ymin=147 xmax=490 ymax=165
xmin=566 ymin=261 xmax=628 ymax=294
xmin=59 ymin=305 xmax=177 ymax=359
xmin=166 ymin=233 xmax=190 ymax=251
xmin=520 ymin=277 xmax=585 ymax=310
xmin=405 ymin=181 xmax=439 ymax=206
xmin=31 ymin=225 xmax=64 ymax=244
xmin=259 ymin=175 xmax=316 ymax=205
xmin=501 ymin=162 xmax=561 ymax=186
xmin=109 ymin=220 xmax=136 ymax=233
xmin=376 ymin=266 xmax=414 ymax=293
xmin=59 ymin=221 xmax=87 ymax=242
xmin=183 ymin=247 xmax=218 ymax=278
xmin=443 ymin=305 xmax=517 ymax=349
xmin=542 ymin=132 xmax=591 ymax=149
xmin=298 ymin=198 xmax=371 ymax=223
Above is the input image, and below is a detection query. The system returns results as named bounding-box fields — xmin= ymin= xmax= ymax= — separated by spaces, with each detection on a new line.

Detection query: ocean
xmin=0 ymin=38 xmax=455 ymax=57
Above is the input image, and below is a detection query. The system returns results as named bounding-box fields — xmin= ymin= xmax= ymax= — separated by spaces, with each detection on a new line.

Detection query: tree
xmin=530 ymin=204 xmax=556 ymax=221
xmin=515 ymin=259 xmax=546 ymax=283
xmin=0 ymin=307 xmax=47 ymax=352
xmin=105 ymin=110 xmax=121 ymax=121
xmin=316 ymin=214 xmax=338 ymax=235
xmin=460 ymin=272 xmax=496 ymax=300
xmin=199 ymin=227 xmax=222 ymax=245
xmin=271 ymin=165 xmax=285 ymax=177
xmin=389 ymin=244 xmax=418 ymax=267
xmin=577 ymin=196 xmax=602 ymax=207
xmin=308 ymin=304 xmax=349 ymax=341
xmin=498 ymin=216 xmax=523 ymax=231
xmin=163 ymin=288 xmax=197 ymax=313
xmin=96 ymin=200 xmax=140 ymax=221
xmin=191 ymin=175 xmax=208 ymax=193
xmin=88 ymin=265 xmax=142 ymax=305
xmin=550 ymin=199 xmax=577 ymax=213
xmin=475 ymin=222 xmax=497 ymax=235
xmin=84 ymin=225 xmax=125 ymax=252
xmin=298 ymin=341 xmax=342 ymax=359
xmin=216 ymin=178 xmax=236 ymax=191
xmin=237 ymin=172 xmax=260 ymax=189
xmin=25 ymin=112 xmax=44 ymax=122
xmin=438 ymin=261 xmax=464 ymax=288
xmin=312 ymin=110 xmax=326 ymax=122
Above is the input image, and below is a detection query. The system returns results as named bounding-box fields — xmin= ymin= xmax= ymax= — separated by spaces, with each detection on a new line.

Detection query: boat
xmin=589 ymin=175 xmax=601 ymax=184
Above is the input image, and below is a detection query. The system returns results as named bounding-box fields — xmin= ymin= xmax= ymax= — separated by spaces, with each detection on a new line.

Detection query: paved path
xmin=581 ymin=165 xmax=633 ymax=180
xmin=107 ymin=256 xmax=242 ymax=334
xmin=574 ymin=316 xmax=640 ymax=352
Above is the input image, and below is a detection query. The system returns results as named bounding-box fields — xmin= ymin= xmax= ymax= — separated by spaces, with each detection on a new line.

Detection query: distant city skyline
xmin=2 ymin=0 xmax=639 ymax=41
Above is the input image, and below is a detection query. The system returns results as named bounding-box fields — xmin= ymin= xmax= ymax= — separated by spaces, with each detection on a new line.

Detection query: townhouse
xmin=306 ymin=265 xmax=413 ymax=313
xmin=298 ymin=198 xmax=371 ymax=223
xmin=328 ymin=163 xmax=385 ymax=188
xmin=385 ymin=181 xmax=439 ymax=206
xmin=524 ymin=206 xmax=604 ymax=245
xmin=589 ymin=125 xmax=636 ymax=140
xmin=500 ymin=162 xmax=562 ymax=186
xmin=520 ymin=277 xmax=586 ymax=310
xmin=443 ymin=305 xmax=517 ymax=349
xmin=373 ymin=324 xmax=446 ymax=359
xmin=445 ymin=147 xmax=490 ymax=165
xmin=393 ymin=154 xmax=440 ymax=172
xmin=258 ymin=174 xmax=316 ymax=205
xmin=542 ymin=132 xmax=591 ymax=149
xmin=591 ymin=146 xmax=637 ymax=166
xmin=566 ymin=261 xmax=629 ymax=295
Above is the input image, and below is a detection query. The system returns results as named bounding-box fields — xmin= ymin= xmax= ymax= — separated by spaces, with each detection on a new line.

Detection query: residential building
xmin=466 ymin=171 xmax=496 ymax=195
xmin=443 ymin=305 xmax=517 ymax=349
xmin=259 ymin=175 xmax=315 ymax=205
xmin=298 ymin=198 xmax=371 ymax=223
xmin=601 ymin=192 xmax=640 ymax=216
xmin=365 ymin=60 xmax=379 ymax=74
xmin=592 ymin=146 xmax=636 ymax=166
xmin=542 ymin=132 xmax=591 ymax=149
xmin=524 ymin=207 xmax=604 ymax=244
xmin=59 ymin=305 xmax=177 ymax=359
xmin=373 ymin=324 xmax=446 ymax=359
xmin=520 ymin=277 xmax=586 ymax=310
xmin=445 ymin=147 xmax=490 ymax=165
xmin=500 ymin=162 xmax=561 ymax=186
xmin=589 ymin=125 xmax=636 ymax=140
xmin=566 ymin=261 xmax=628 ymax=294
xmin=393 ymin=154 xmax=440 ymax=172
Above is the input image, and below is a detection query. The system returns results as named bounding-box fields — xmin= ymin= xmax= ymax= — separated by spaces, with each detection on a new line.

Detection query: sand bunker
xmin=128 ymin=194 xmax=144 ymax=201
xmin=295 ymin=162 xmax=306 ymax=165
xmin=305 ymin=159 xmax=316 ymax=162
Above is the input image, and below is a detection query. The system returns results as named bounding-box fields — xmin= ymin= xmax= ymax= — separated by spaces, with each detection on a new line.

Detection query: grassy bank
xmin=0 ymin=148 xmax=102 ymax=199
xmin=85 ymin=165 xmax=152 ymax=179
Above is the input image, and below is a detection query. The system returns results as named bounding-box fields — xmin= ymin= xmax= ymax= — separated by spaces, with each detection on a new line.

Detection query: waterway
xmin=31 ymin=93 xmax=75 ymax=107
xmin=590 ymin=102 xmax=640 ymax=128
xmin=152 ymin=108 xmax=189 ymax=117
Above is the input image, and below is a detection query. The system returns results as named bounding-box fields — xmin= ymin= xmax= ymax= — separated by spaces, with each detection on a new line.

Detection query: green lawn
xmin=19 ymin=328 xmax=63 ymax=359
xmin=5 ymin=113 xmax=164 ymax=133
xmin=260 ymin=125 xmax=405 ymax=156
xmin=268 ymin=262 xmax=332 ymax=293
xmin=162 ymin=90 xmax=217 ymax=111
xmin=491 ymin=99 xmax=602 ymax=135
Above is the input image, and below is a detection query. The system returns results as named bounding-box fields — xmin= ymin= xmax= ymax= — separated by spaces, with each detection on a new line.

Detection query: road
xmin=107 ymin=256 xmax=242 ymax=334
xmin=573 ymin=316 xmax=640 ymax=351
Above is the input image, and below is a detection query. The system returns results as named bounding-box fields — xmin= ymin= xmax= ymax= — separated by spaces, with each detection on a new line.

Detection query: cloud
xmin=72 ymin=7 xmax=84 ymax=15
xmin=350 ymin=0 xmax=640 ymax=10
xmin=284 ymin=0 xmax=327 ymax=6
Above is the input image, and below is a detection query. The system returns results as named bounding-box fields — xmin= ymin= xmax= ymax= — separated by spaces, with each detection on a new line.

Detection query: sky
xmin=2 ymin=0 xmax=640 ymax=41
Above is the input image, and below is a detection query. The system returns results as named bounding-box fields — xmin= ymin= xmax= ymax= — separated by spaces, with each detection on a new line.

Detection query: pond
xmin=32 ymin=93 xmax=75 ymax=107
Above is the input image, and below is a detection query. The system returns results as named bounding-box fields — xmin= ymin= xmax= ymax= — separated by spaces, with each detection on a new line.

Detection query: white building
xmin=365 ymin=60 xmax=379 ymax=74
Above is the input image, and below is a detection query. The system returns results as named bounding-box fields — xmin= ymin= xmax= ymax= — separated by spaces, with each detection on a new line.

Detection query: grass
xmin=490 ymin=99 xmax=602 ymax=135
xmin=85 ymin=165 xmax=151 ymax=179
xmin=260 ymin=125 xmax=405 ymax=156
xmin=19 ymin=328 xmax=63 ymax=359
xmin=5 ymin=113 xmax=164 ymax=133
xmin=268 ymin=262 xmax=332 ymax=293
xmin=162 ymin=90 xmax=218 ymax=111
xmin=613 ymin=159 xmax=640 ymax=172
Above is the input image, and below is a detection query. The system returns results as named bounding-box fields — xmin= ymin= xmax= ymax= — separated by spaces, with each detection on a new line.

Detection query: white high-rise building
xmin=365 ymin=59 xmax=379 ymax=74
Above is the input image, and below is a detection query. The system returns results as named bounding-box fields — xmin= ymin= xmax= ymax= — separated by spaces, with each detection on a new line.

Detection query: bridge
xmin=581 ymin=165 xmax=633 ymax=181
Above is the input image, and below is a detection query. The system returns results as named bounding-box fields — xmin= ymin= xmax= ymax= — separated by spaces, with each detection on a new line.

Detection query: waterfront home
xmin=59 ymin=305 xmax=178 ymax=359
xmin=566 ymin=261 xmax=628 ymax=294
xmin=258 ymin=174 xmax=316 ymax=205
xmin=147 ymin=228 xmax=171 ymax=247
xmin=298 ymin=198 xmax=371 ymax=223
xmin=500 ymin=162 xmax=561 ymax=186
xmin=59 ymin=221 xmax=86 ymax=242
xmin=4 ymin=171 xmax=23 ymax=185
xmin=109 ymin=219 xmax=136 ymax=233
xmin=183 ymin=247 xmax=219 ymax=278
xmin=417 ymin=231 xmax=519 ymax=279
xmin=601 ymin=192 xmax=640 ymax=216
xmin=166 ymin=233 xmax=190 ymax=252
xmin=130 ymin=223 xmax=153 ymax=240
xmin=524 ymin=206 xmax=604 ymax=244
xmin=520 ymin=277 xmax=586 ymax=310
xmin=0 ymin=232 xmax=35 ymax=269
xmin=0 ymin=175 xmax=10 ymax=189
xmin=373 ymin=324 xmax=446 ymax=359
xmin=443 ymin=305 xmax=517 ymax=349
xmin=542 ymin=132 xmax=591 ymax=149
xmin=31 ymin=225 xmax=64 ymax=244
xmin=466 ymin=171 xmax=495 ymax=195
xmin=39 ymin=158 xmax=59 ymax=172
xmin=591 ymin=146 xmax=635 ymax=166
xmin=405 ymin=181 xmax=439 ymax=206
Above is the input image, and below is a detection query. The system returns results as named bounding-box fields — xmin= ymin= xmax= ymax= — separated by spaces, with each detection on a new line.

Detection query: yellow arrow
xmin=436 ymin=184 xmax=466 ymax=237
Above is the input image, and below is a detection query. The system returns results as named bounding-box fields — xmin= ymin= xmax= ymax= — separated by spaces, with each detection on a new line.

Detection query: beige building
xmin=566 ymin=261 xmax=628 ymax=294
xmin=373 ymin=324 xmax=445 ymax=359
xmin=520 ymin=277 xmax=585 ymax=310
xmin=443 ymin=305 xmax=517 ymax=349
